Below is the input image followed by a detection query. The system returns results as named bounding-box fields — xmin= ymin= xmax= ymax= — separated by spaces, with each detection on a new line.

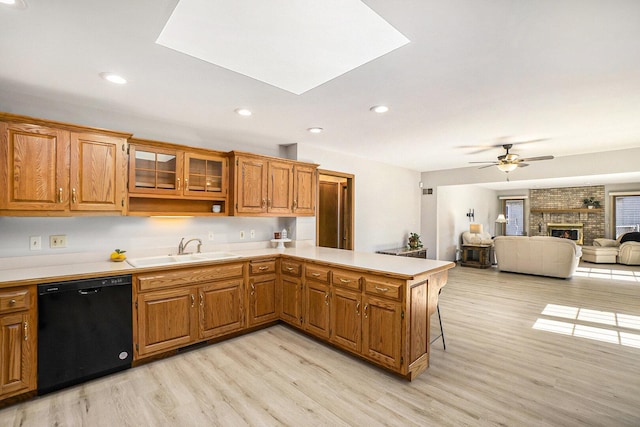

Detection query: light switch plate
xmin=30 ymin=236 xmax=42 ymax=251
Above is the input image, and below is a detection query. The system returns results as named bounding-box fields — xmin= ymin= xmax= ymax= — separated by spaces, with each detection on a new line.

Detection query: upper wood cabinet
xmin=230 ymin=152 xmax=317 ymax=217
xmin=0 ymin=114 xmax=129 ymax=215
xmin=127 ymin=139 xmax=229 ymax=216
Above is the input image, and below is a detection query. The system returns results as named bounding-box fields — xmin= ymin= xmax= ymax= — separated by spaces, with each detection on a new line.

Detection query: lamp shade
xmin=495 ymin=214 xmax=507 ymax=223
xmin=469 ymin=223 xmax=483 ymax=234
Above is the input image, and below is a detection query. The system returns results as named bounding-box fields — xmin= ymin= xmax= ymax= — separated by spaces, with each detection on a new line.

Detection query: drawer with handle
xmin=250 ymin=259 xmax=277 ymax=275
xmin=281 ymin=260 xmax=302 ymax=277
xmin=305 ymin=265 xmax=330 ymax=283
xmin=331 ymin=270 xmax=361 ymax=291
xmin=363 ymin=276 xmax=403 ymax=301
xmin=0 ymin=288 xmax=31 ymax=313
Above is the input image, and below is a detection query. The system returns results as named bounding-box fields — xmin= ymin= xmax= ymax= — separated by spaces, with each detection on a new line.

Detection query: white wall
xmin=296 ymin=144 xmax=422 ymax=253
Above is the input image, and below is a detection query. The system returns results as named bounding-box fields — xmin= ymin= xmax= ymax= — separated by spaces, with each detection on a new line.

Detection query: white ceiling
xmin=1 ymin=0 xmax=639 ymax=173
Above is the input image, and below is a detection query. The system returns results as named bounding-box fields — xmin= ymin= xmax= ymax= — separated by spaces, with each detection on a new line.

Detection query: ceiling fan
xmin=469 ymin=143 xmax=554 ymax=173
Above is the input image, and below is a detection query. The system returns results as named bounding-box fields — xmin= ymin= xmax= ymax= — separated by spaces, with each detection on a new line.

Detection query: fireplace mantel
xmin=531 ymin=208 xmax=603 ymax=213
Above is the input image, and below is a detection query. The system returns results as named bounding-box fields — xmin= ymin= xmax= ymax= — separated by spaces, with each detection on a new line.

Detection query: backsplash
xmin=529 ymin=185 xmax=605 ymax=245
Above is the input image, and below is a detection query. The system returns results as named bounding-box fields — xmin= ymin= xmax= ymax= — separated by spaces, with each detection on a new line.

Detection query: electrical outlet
xmin=30 ymin=236 xmax=42 ymax=251
xmin=250 ymin=229 xmax=255 ymax=239
xmin=208 ymin=231 xmax=214 ymax=241
xmin=49 ymin=234 xmax=67 ymax=248
xmin=239 ymin=230 xmax=245 ymax=239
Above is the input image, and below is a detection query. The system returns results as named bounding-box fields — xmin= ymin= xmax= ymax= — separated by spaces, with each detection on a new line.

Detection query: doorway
xmin=317 ymin=170 xmax=354 ymax=250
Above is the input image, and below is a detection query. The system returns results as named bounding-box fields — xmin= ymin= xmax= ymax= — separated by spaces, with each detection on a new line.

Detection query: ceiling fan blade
xmin=478 ymin=164 xmax=495 ymax=169
xmin=519 ymin=155 xmax=554 ymax=162
xmin=468 ymin=161 xmax=499 ymax=164
xmin=517 ymin=163 xmax=530 ymax=168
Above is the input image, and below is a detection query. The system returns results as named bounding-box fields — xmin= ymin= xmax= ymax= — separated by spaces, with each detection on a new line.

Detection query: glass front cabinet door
xmin=183 ymin=153 xmax=227 ymax=199
xmin=128 ymin=145 xmax=183 ymax=196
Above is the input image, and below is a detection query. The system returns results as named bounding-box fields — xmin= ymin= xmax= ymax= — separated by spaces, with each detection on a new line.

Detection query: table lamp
xmin=469 ymin=223 xmax=483 ymax=243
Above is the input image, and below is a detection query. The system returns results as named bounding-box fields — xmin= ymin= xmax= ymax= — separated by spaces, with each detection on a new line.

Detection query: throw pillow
xmin=620 ymin=232 xmax=640 ymax=244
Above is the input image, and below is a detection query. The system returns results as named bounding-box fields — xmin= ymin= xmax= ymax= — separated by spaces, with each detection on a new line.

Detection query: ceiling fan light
xmin=497 ymin=163 xmax=518 ymax=172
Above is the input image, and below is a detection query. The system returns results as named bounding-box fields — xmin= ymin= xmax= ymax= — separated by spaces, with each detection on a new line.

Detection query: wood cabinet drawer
xmin=305 ymin=265 xmax=330 ymax=283
xmin=0 ymin=289 xmax=30 ymax=313
xmin=249 ymin=259 xmax=277 ymax=275
xmin=138 ymin=262 xmax=245 ymax=291
xmin=364 ymin=276 xmax=403 ymax=301
xmin=281 ymin=260 xmax=302 ymax=277
xmin=331 ymin=270 xmax=361 ymax=291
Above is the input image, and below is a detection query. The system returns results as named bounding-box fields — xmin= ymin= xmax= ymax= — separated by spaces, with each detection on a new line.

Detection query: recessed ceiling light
xmin=370 ymin=105 xmax=389 ymax=113
xmin=235 ymin=108 xmax=252 ymax=116
xmin=307 ymin=127 xmax=323 ymax=134
xmin=99 ymin=72 xmax=127 ymax=85
xmin=0 ymin=0 xmax=27 ymax=8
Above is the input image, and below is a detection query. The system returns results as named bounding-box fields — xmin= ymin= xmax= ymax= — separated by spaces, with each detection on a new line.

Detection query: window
xmin=503 ymin=199 xmax=525 ymax=236
xmin=613 ymin=195 xmax=640 ymax=238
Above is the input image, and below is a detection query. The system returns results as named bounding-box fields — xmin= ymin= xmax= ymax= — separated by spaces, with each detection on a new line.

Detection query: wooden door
xmin=128 ymin=144 xmax=183 ymax=196
xmin=280 ymin=276 xmax=302 ymax=327
xmin=0 ymin=312 xmax=34 ymax=398
xmin=184 ymin=153 xmax=227 ymax=199
xmin=330 ymin=287 xmax=361 ymax=352
xmin=199 ymin=279 xmax=244 ymax=339
xmin=236 ymin=156 xmax=268 ymax=214
xmin=268 ymin=161 xmax=293 ymax=214
xmin=136 ymin=288 xmax=196 ymax=357
xmin=70 ymin=132 xmax=126 ymax=212
xmin=293 ymin=165 xmax=316 ymax=215
xmin=362 ymin=295 xmax=402 ymax=370
xmin=304 ymin=281 xmax=330 ymax=339
xmin=319 ymin=181 xmax=340 ymax=247
xmin=248 ymin=274 xmax=278 ymax=326
xmin=0 ymin=122 xmax=69 ymax=211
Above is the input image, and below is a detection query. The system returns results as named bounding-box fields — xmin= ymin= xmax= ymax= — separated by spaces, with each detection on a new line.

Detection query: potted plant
xmin=408 ymin=232 xmax=423 ymax=249
xmin=583 ymin=197 xmax=601 ymax=209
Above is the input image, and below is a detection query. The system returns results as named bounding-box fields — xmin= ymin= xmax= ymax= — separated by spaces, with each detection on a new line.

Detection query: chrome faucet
xmin=178 ymin=237 xmax=202 ymax=255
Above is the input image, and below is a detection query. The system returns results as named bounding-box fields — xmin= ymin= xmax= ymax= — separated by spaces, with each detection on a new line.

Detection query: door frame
xmin=317 ymin=169 xmax=354 ymax=250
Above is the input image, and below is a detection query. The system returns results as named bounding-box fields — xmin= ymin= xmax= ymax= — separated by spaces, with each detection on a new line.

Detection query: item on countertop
xmin=212 ymin=204 xmax=221 ymax=213
xmin=110 ymin=249 xmax=127 ymax=262
xmin=281 ymin=228 xmax=287 ymax=239
xmin=408 ymin=232 xmax=423 ymax=249
xmin=274 ymin=231 xmax=281 ymax=239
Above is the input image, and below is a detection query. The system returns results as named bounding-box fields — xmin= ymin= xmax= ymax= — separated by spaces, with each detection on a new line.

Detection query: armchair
xmin=592 ymin=232 xmax=640 ymax=265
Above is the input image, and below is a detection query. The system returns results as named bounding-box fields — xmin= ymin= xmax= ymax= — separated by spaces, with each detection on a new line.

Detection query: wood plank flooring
xmin=2 ymin=263 xmax=639 ymax=426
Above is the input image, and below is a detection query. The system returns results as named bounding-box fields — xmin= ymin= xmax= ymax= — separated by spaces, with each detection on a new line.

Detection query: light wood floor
xmin=2 ymin=264 xmax=639 ymax=426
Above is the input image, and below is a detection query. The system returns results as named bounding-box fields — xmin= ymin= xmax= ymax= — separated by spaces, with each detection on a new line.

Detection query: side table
xmin=461 ymin=244 xmax=492 ymax=268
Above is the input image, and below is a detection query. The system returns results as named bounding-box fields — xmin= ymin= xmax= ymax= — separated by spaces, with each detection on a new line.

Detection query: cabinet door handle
xmin=250 ymin=283 xmax=255 ymax=296
xmin=311 ymin=272 xmax=321 ymax=277
xmin=9 ymin=299 xmax=16 ymax=306
xmin=286 ymin=267 xmax=294 ymax=272
xmin=24 ymin=321 xmax=28 ymax=341
xmin=292 ymin=199 xmax=297 ymax=210
xmin=72 ymin=188 xmax=77 ymax=204
xmin=258 ymin=266 xmax=269 ymax=271
xmin=58 ymin=187 xmax=63 ymax=203
xmin=185 ymin=178 xmax=189 ymax=189
xmin=191 ymin=294 xmax=195 ymax=307
xmin=364 ymin=303 xmax=369 ymax=319
xmin=339 ymin=278 xmax=351 ymax=283
xmin=261 ymin=199 xmax=267 ymax=208
xmin=356 ymin=302 xmax=360 ymax=316
xmin=177 ymin=177 xmax=181 ymax=190
xmin=267 ymin=199 xmax=272 ymax=208
xmin=324 ymin=292 xmax=329 ymax=305
xmin=375 ymin=286 xmax=389 ymax=292
xmin=199 ymin=293 xmax=203 ymax=307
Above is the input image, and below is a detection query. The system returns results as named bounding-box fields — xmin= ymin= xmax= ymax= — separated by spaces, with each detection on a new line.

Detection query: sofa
xmin=582 ymin=232 xmax=640 ymax=265
xmin=494 ymin=236 xmax=582 ymax=279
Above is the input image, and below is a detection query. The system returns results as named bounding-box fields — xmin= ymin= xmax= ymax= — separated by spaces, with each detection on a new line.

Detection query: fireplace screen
xmin=547 ymin=223 xmax=583 ymax=245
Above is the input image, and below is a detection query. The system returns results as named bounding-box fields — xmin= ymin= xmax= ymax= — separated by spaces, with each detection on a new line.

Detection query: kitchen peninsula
xmin=0 ymin=246 xmax=454 ymax=404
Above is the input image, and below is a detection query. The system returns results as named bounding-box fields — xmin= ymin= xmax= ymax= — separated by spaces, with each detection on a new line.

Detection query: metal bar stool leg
xmin=430 ymin=288 xmax=446 ymax=350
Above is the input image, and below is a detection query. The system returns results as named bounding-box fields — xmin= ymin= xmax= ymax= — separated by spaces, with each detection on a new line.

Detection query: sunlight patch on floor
xmin=534 ymin=304 xmax=640 ymax=349
xmin=574 ymin=266 xmax=640 ymax=282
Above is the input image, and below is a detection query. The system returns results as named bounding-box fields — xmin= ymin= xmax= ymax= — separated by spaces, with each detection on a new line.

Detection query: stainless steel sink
xmin=126 ymin=252 xmax=241 ymax=268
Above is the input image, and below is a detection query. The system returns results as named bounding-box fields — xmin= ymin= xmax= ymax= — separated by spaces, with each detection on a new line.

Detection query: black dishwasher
xmin=38 ymin=274 xmax=133 ymax=395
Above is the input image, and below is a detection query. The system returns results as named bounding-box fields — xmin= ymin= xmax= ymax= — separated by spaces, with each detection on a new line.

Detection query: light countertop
xmin=0 ymin=247 xmax=454 ymax=287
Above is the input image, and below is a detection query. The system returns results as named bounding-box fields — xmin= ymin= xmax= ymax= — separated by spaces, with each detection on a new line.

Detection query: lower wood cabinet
xmin=279 ymin=260 xmax=303 ymax=326
xmin=330 ymin=287 xmax=362 ymax=352
xmin=304 ymin=276 xmax=330 ymax=339
xmin=134 ymin=263 xmax=245 ymax=359
xmin=0 ymin=286 xmax=36 ymax=399
xmin=362 ymin=295 xmax=402 ymax=370
xmin=248 ymin=258 xmax=278 ymax=327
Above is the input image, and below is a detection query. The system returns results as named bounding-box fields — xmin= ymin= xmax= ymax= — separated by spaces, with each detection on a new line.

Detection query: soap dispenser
xmin=281 ymin=228 xmax=287 ymax=239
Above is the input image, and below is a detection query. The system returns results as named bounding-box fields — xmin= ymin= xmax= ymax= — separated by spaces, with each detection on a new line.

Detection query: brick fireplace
xmin=529 ymin=185 xmax=605 ymax=246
